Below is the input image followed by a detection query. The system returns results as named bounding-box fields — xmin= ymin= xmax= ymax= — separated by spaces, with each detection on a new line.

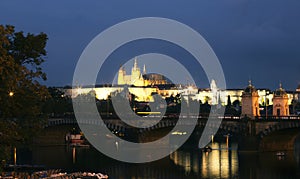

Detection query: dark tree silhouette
xmin=0 ymin=25 xmax=49 ymax=147
xmin=43 ymin=87 xmax=72 ymax=117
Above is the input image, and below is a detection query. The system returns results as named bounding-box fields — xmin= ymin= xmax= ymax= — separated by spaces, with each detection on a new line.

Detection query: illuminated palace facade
xmin=117 ymin=58 xmax=168 ymax=86
xmin=64 ymin=59 xmax=300 ymax=107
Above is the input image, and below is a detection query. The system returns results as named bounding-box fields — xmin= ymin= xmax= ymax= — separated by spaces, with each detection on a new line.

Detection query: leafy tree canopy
xmin=0 ymin=25 xmax=49 ymax=144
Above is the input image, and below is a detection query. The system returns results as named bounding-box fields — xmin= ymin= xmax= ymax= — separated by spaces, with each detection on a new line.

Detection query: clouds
xmin=0 ymin=0 xmax=299 ymax=89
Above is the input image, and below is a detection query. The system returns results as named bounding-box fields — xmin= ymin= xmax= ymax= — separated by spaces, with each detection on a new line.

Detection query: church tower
xmin=241 ymin=80 xmax=260 ymax=118
xmin=272 ymin=83 xmax=289 ymax=116
xmin=131 ymin=57 xmax=141 ymax=84
xmin=117 ymin=66 xmax=126 ymax=85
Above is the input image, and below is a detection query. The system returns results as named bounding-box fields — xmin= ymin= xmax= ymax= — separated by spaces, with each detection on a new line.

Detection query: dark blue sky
xmin=1 ymin=0 xmax=300 ymax=90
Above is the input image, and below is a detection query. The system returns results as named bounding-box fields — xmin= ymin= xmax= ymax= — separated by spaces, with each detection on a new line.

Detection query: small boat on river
xmin=65 ymin=128 xmax=88 ymax=146
xmin=276 ymin=151 xmax=286 ymax=156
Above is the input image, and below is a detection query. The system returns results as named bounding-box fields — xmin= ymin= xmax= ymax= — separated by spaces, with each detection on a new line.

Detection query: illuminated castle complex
xmin=117 ymin=58 xmax=168 ymax=86
xmin=64 ymin=57 xmax=300 ymax=117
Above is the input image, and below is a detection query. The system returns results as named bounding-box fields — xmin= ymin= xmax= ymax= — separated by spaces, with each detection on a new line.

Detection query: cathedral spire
xmin=134 ymin=57 xmax=138 ymax=70
xmin=248 ymin=79 xmax=252 ymax=87
xmin=143 ymin=64 xmax=146 ymax=74
xmin=279 ymin=81 xmax=282 ymax=89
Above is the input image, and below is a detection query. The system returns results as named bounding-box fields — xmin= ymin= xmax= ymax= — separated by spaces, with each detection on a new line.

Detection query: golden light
xmin=77 ymin=87 xmax=82 ymax=95
xmin=72 ymin=147 xmax=76 ymax=164
xmin=14 ymin=147 xmax=17 ymax=165
xmin=9 ymin=91 xmax=14 ymax=97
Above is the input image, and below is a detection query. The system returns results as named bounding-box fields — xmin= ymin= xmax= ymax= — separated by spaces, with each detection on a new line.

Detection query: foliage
xmin=0 ymin=25 xmax=49 ymax=146
xmin=227 ymin=95 xmax=232 ymax=107
xmin=43 ymin=87 xmax=73 ymax=116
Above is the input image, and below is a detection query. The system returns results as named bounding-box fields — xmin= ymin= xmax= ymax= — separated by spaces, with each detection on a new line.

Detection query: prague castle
xmin=63 ymin=58 xmax=300 ymax=117
xmin=117 ymin=58 xmax=168 ymax=86
xmin=117 ymin=58 xmax=147 ymax=86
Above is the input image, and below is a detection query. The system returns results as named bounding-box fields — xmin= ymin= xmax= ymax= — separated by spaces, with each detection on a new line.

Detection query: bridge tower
xmin=241 ymin=80 xmax=260 ymax=118
xmin=273 ymin=83 xmax=289 ymax=116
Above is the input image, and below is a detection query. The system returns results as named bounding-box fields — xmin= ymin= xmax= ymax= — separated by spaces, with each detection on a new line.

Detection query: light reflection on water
xmin=170 ymin=142 xmax=239 ymax=179
xmin=13 ymin=138 xmax=300 ymax=179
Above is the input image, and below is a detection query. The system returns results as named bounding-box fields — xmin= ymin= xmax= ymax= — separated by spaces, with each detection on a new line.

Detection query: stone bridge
xmin=47 ymin=115 xmax=300 ymax=151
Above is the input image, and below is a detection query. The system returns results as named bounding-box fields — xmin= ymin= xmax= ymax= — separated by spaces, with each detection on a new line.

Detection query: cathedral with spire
xmin=117 ymin=57 xmax=168 ymax=86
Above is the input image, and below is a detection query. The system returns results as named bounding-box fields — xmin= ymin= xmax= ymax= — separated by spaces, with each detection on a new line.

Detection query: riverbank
xmin=1 ymin=168 xmax=108 ymax=179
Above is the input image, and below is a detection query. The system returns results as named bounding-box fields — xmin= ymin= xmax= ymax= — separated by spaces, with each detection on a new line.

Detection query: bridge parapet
xmin=255 ymin=116 xmax=300 ymax=121
xmin=47 ymin=116 xmax=300 ymax=151
xmin=255 ymin=120 xmax=300 ymax=138
xmin=47 ymin=118 xmax=77 ymax=127
xmin=46 ymin=116 xmax=300 ymax=137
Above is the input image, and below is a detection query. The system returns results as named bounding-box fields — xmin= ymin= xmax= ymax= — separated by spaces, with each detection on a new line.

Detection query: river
xmin=14 ymin=136 xmax=300 ymax=179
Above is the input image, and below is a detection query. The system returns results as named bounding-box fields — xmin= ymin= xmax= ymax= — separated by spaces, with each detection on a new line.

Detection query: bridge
xmin=47 ymin=115 xmax=300 ymax=152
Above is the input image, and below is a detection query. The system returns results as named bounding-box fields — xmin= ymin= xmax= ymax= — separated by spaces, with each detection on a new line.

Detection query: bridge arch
xmin=258 ymin=121 xmax=300 ymax=139
xmin=46 ymin=117 xmax=300 ymax=151
xmin=259 ymin=127 xmax=300 ymax=152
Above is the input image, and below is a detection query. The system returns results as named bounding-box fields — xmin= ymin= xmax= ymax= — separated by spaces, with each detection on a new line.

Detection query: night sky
xmin=1 ymin=0 xmax=300 ymax=90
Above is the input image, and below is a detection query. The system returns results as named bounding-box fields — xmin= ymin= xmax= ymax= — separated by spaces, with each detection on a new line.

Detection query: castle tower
xmin=117 ymin=66 xmax=126 ymax=85
xmin=272 ymin=83 xmax=289 ymax=116
xmin=131 ymin=57 xmax=141 ymax=84
xmin=241 ymin=80 xmax=260 ymax=118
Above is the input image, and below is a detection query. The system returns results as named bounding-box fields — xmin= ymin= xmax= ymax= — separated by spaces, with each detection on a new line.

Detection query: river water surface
xmin=15 ymin=137 xmax=300 ymax=179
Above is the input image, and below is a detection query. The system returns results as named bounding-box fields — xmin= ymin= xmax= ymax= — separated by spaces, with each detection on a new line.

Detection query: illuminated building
xmin=210 ymin=79 xmax=219 ymax=105
xmin=66 ymin=85 xmax=157 ymax=102
xmin=62 ymin=60 xmax=298 ymax=111
xmin=241 ymin=80 xmax=260 ymax=118
xmin=272 ymin=83 xmax=290 ymax=116
xmin=117 ymin=57 xmax=168 ymax=86
xmin=117 ymin=57 xmax=147 ymax=86
xmin=63 ymin=79 xmax=296 ymax=107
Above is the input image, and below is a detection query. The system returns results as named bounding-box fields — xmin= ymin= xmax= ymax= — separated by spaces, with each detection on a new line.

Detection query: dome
xmin=244 ymin=85 xmax=256 ymax=93
xmin=143 ymin=73 xmax=166 ymax=81
xmin=243 ymin=80 xmax=258 ymax=95
xmin=274 ymin=83 xmax=288 ymax=97
xmin=297 ymin=84 xmax=300 ymax=92
xmin=142 ymin=73 xmax=171 ymax=85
